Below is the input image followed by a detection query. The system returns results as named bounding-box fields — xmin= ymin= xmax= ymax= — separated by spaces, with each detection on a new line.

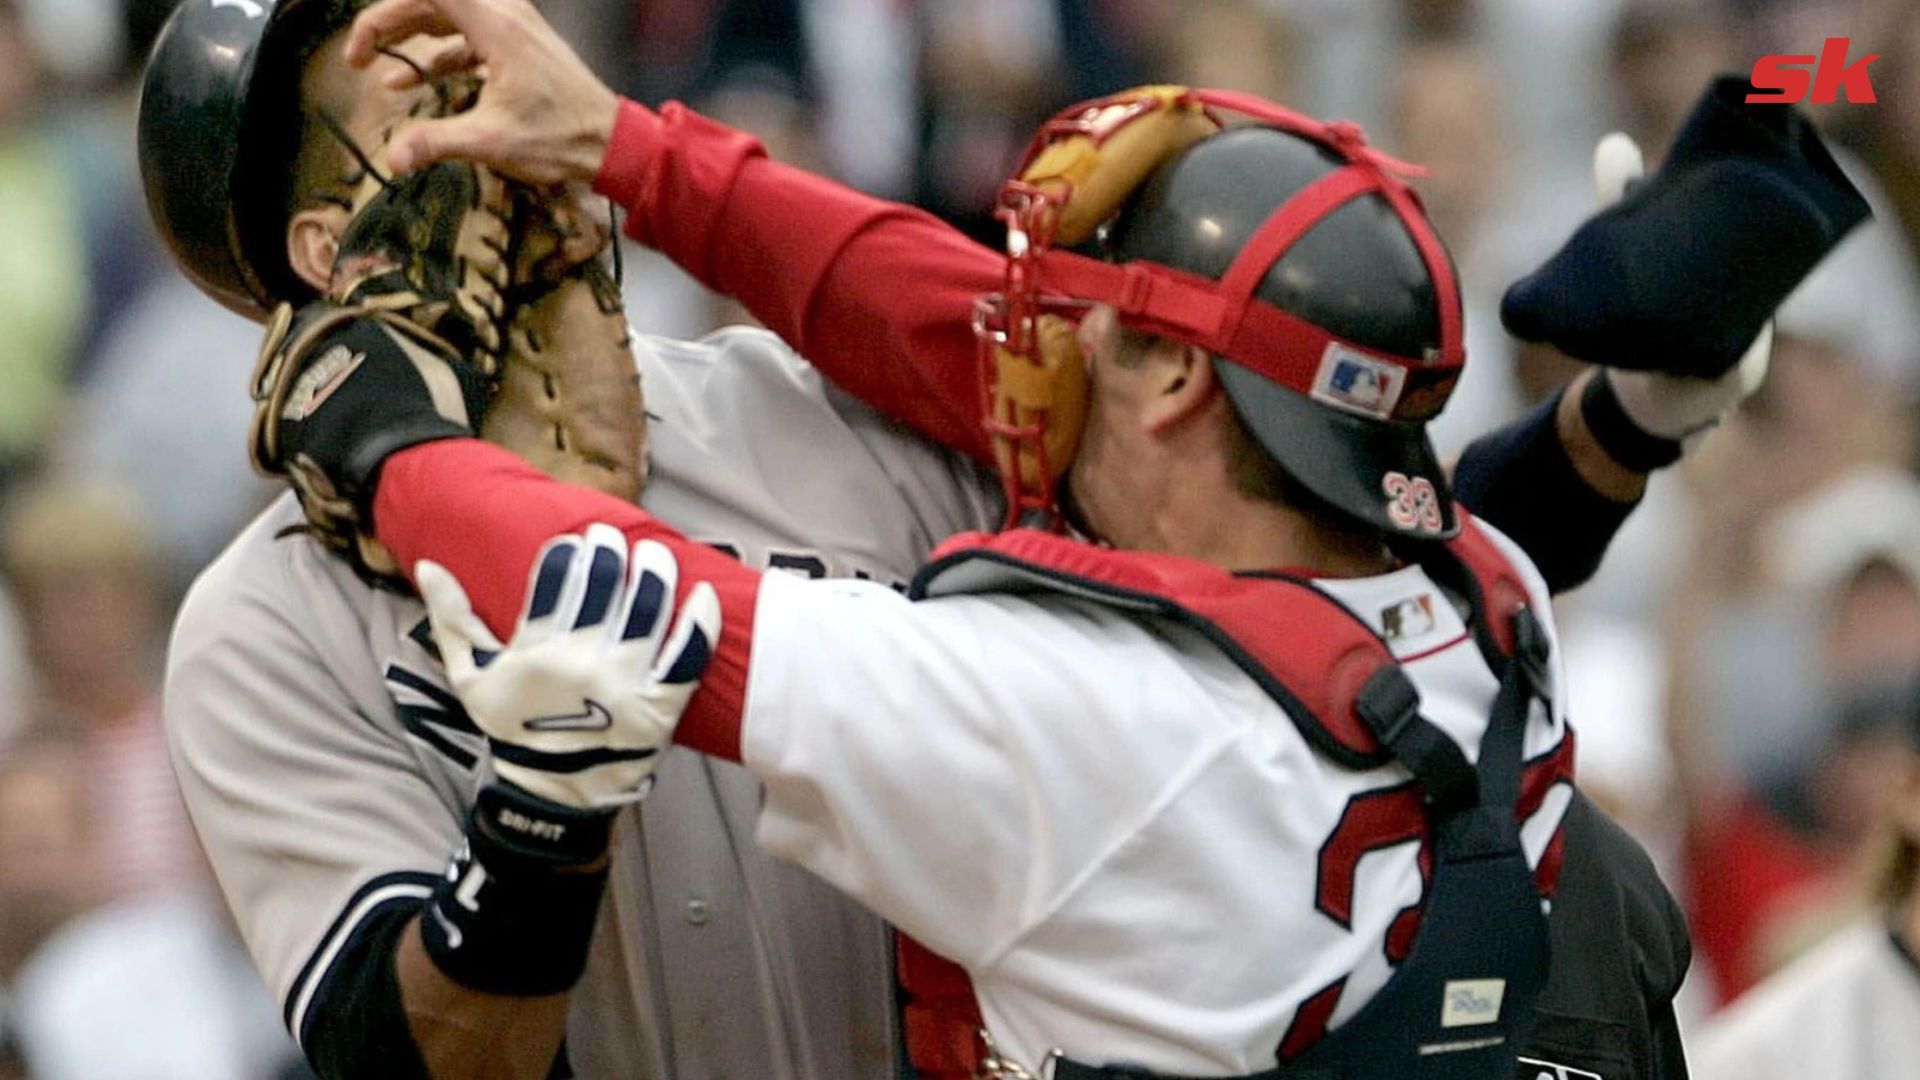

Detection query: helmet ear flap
xmin=987 ymin=314 xmax=1088 ymax=521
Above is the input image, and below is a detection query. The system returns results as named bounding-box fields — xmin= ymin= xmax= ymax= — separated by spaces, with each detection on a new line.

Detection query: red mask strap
xmin=1374 ymin=179 xmax=1464 ymax=364
xmin=1035 ymin=249 xmax=1230 ymax=341
xmin=1216 ymin=166 xmax=1382 ymax=324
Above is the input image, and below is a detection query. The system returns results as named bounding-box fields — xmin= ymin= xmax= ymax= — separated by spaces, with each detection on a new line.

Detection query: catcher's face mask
xmin=975 ymin=87 xmax=1466 ymax=537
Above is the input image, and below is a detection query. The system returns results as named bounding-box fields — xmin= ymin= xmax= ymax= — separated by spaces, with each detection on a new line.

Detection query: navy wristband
xmin=419 ymin=784 xmax=614 ymax=996
xmin=1580 ymin=371 xmax=1685 ymax=473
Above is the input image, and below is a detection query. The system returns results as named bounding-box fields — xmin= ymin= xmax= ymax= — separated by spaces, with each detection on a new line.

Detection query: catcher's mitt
xmin=249 ymin=72 xmax=643 ymax=585
xmin=323 ymin=73 xmax=518 ymax=370
xmin=248 ymin=302 xmax=488 ymax=578
xmin=484 ymin=259 xmax=645 ymax=502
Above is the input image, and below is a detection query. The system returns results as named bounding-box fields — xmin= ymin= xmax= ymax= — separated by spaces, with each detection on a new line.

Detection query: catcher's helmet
xmin=1105 ymin=125 xmax=1462 ymax=538
xmin=138 ymin=0 xmax=355 ymax=320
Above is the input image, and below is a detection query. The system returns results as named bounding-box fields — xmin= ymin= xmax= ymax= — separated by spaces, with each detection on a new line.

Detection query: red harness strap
xmin=896 ymin=514 xmax=1553 ymax=1077
xmin=898 ymin=935 xmax=987 ymax=1079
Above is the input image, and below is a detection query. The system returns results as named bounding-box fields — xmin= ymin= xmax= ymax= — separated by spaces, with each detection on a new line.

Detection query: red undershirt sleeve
xmin=593 ymin=98 xmax=999 ymax=463
xmin=372 ymin=440 xmax=754 ymax=761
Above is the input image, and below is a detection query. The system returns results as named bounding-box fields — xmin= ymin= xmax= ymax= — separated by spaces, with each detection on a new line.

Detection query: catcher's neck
xmin=1078 ymin=413 xmax=1390 ymax=576
xmin=1137 ymin=488 xmax=1392 ymax=578
xmin=1080 ymin=436 xmax=1390 ymax=576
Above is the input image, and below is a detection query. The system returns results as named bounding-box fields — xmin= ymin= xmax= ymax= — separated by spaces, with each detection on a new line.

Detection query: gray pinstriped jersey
xmin=164 ymin=326 xmax=1001 ymax=1078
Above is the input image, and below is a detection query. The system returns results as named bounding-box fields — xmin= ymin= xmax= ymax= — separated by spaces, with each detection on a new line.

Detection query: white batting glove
xmin=416 ymin=523 xmax=721 ymax=811
xmin=1592 ymin=132 xmax=1772 ymax=445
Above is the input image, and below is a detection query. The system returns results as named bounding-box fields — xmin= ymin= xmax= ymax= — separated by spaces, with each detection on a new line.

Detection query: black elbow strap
xmin=1451 ymin=390 xmax=1638 ymax=593
xmin=419 ymin=783 xmax=614 ymax=997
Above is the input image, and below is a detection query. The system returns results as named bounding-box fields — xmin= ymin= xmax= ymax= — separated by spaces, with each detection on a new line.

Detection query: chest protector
xmin=896 ymin=513 xmax=1562 ymax=1080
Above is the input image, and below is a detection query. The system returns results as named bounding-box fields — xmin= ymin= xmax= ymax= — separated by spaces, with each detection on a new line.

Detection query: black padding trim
xmin=1450 ymin=391 xmax=1638 ymax=594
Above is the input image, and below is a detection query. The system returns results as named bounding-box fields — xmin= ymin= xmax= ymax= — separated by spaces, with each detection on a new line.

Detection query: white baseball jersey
xmin=733 ymin=529 xmax=1575 ymax=1075
xmin=164 ymin=326 xmax=1002 ymax=1077
xmin=1689 ymin=919 xmax=1920 ymax=1080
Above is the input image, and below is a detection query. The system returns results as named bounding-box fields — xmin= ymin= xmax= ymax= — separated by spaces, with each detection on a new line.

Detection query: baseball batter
xmin=167 ymin=331 xmax=1002 ymax=1077
xmin=147 ymin=3 xmax=998 ymax=1077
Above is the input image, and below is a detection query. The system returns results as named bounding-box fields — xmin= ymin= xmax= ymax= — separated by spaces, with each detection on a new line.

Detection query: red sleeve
xmin=594 ymin=99 xmax=997 ymax=463
xmin=373 ymin=440 xmax=754 ymax=761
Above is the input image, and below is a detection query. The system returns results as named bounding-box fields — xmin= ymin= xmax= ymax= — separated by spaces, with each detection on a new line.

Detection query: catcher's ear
xmin=1141 ymin=342 xmax=1217 ymax=435
xmin=287 ymin=206 xmax=350 ymax=294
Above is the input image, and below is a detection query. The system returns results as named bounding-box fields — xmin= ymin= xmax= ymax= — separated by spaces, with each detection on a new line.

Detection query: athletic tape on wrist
xmin=419 ymin=784 xmax=614 ymax=996
xmin=1581 ymin=371 xmax=1684 ymax=472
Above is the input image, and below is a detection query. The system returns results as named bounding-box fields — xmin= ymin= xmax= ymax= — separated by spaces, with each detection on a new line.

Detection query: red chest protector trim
xmin=895 ymin=512 xmax=1550 ymax=1078
xmin=909 ymin=512 xmax=1534 ymax=769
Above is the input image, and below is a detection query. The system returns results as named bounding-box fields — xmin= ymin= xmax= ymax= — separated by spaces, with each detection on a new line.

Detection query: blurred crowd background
xmin=0 ymin=0 xmax=1917 ymax=1076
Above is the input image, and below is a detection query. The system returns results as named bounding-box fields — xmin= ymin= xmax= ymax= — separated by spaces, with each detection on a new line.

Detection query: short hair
xmin=236 ymin=1 xmax=366 ymax=234
xmin=287 ymin=8 xmax=365 ymax=217
xmin=1221 ymin=393 xmax=1326 ymax=511
xmin=0 ymin=481 xmax=155 ymax=591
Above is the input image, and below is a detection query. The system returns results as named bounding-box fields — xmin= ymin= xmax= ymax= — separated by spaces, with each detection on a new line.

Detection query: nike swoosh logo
xmin=523 ymin=699 xmax=613 ymax=733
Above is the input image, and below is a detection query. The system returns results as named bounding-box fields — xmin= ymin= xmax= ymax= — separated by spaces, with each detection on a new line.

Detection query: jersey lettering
xmin=387 ymin=663 xmax=484 ymax=769
xmin=1292 ymin=737 xmax=1576 ymax=1053
xmin=768 ymin=551 xmax=830 ymax=579
xmin=703 ymin=538 xmax=905 ymax=589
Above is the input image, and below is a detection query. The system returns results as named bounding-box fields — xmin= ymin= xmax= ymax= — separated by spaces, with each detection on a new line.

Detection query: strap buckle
xmin=1355 ymin=665 xmax=1421 ymax=747
xmin=1357 ymin=665 xmax=1479 ymax=812
xmin=974 ymin=1028 xmax=1051 ymax=1080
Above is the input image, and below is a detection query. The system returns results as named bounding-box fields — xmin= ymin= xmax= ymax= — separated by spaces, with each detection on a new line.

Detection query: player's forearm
xmin=1450 ymin=370 xmax=1648 ymax=594
xmin=395 ymin=917 xmax=572 ymax=1080
xmin=1552 ymin=369 xmax=1655 ymax=502
xmin=384 ymin=782 xmax=624 ymax=1079
xmin=594 ymin=100 xmax=996 ymax=460
xmin=372 ymin=439 xmax=755 ymax=759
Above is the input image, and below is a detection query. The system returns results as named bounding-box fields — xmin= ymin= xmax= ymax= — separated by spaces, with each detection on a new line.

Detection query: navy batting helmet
xmin=138 ymin=0 xmax=359 ymax=320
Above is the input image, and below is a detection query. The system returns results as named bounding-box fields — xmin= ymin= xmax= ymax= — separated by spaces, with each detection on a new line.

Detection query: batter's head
xmin=138 ymin=0 xmax=360 ymax=319
xmin=1104 ymin=125 xmax=1461 ymax=538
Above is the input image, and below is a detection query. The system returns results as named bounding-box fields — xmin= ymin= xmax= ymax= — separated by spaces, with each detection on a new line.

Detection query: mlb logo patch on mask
xmin=1311 ymin=343 xmax=1406 ymax=419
